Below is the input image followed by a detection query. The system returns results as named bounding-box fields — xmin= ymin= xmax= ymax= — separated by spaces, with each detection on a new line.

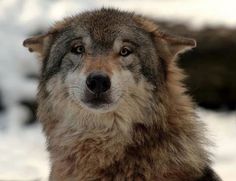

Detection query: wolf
xmin=23 ymin=8 xmax=222 ymax=181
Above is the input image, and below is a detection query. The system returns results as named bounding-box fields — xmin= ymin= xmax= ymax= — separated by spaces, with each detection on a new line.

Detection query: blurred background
xmin=0 ymin=0 xmax=235 ymax=180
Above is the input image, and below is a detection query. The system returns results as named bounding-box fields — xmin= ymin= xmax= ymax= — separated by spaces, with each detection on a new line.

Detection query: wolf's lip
xmin=81 ymin=93 xmax=112 ymax=108
xmin=87 ymin=97 xmax=110 ymax=105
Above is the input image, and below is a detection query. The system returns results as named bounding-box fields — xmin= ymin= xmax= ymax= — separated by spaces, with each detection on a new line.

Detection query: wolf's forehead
xmin=74 ymin=10 xmax=137 ymax=44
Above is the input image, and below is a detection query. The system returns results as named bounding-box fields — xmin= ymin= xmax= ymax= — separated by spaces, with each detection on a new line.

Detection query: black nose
xmin=86 ymin=72 xmax=111 ymax=95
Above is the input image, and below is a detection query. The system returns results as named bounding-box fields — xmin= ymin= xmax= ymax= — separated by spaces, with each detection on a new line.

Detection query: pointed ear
xmin=23 ymin=18 xmax=71 ymax=57
xmin=134 ymin=16 xmax=196 ymax=60
xmin=23 ymin=32 xmax=52 ymax=56
xmin=23 ymin=27 xmax=60 ymax=57
xmin=154 ymin=31 xmax=196 ymax=59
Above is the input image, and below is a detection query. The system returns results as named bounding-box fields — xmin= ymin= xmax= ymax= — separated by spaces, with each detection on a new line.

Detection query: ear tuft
xmin=161 ymin=33 xmax=197 ymax=56
xmin=23 ymin=19 xmax=68 ymax=57
xmin=133 ymin=16 xmax=196 ymax=60
xmin=23 ymin=34 xmax=48 ymax=55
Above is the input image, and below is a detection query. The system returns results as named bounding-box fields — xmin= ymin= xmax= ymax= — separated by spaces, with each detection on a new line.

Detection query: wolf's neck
xmin=41 ymin=91 xmax=208 ymax=180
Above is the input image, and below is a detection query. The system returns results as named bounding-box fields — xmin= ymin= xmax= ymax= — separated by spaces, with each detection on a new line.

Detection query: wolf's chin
xmin=81 ymin=102 xmax=119 ymax=113
xmin=79 ymin=98 xmax=120 ymax=113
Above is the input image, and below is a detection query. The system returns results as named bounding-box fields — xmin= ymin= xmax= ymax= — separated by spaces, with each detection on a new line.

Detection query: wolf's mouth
xmin=83 ymin=96 xmax=112 ymax=108
xmin=81 ymin=90 xmax=114 ymax=109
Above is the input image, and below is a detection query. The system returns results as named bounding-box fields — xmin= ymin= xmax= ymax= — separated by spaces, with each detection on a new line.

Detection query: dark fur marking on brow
xmin=41 ymin=30 xmax=77 ymax=81
xmin=122 ymin=39 xmax=140 ymax=48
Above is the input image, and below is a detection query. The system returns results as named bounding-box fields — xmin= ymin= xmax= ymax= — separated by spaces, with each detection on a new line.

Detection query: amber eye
xmin=71 ymin=45 xmax=85 ymax=55
xmin=120 ymin=47 xmax=132 ymax=57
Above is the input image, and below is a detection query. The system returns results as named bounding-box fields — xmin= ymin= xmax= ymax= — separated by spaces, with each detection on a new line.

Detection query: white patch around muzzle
xmin=65 ymin=69 xmax=136 ymax=113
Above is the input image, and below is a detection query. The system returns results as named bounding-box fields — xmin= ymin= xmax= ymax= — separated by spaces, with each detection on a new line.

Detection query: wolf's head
xmin=23 ymin=8 xmax=195 ymax=115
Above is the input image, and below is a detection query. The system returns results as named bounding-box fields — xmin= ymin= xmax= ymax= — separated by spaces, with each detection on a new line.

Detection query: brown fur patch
xmin=83 ymin=55 xmax=118 ymax=76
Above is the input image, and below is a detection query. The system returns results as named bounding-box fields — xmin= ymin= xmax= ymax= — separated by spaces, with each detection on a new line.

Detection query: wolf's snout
xmin=86 ymin=72 xmax=111 ymax=95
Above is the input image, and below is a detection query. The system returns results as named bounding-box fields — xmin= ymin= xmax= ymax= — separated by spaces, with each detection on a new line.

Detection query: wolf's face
xmin=58 ymin=18 xmax=157 ymax=112
xmin=24 ymin=9 xmax=196 ymax=114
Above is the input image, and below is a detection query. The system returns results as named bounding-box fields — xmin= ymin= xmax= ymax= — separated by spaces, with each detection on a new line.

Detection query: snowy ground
xmin=199 ymin=110 xmax=236 ymax=181
xmin=0 ymin=0 xmax=235 ymax=180
xmin=0 ymin=122 xmax=49 ymax=181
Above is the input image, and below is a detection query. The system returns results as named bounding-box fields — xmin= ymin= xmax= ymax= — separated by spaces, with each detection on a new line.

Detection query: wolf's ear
xmin=134 ymin=16 xmax=196 ymax=60
xmin=153 ymin=31 xmax=196 ymax=59
xmin=23 ymin=31 xmax=54 ymax=56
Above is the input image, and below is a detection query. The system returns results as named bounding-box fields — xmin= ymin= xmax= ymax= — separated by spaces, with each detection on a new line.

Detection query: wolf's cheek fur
xmin=65 ymin=71 xmax=87 ymax=104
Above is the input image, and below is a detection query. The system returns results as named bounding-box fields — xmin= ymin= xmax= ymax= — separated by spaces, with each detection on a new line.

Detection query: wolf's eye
xmin=120 ymin=47 xmax=132 ymax=57
xmin=71 ymin=45 xmax=85 ymax=55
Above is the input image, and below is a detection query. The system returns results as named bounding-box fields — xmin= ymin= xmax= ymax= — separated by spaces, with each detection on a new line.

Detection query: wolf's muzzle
xmin=86 ymin=71 xmax=111 ymax=95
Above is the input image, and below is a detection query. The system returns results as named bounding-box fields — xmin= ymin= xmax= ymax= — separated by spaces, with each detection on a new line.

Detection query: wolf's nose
xmin=86 ymin=72 xmax=111 ymax=95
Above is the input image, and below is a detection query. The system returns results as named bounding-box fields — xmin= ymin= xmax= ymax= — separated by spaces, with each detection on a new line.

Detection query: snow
xmin=0 ymin=0 xmax=235 ymax=180
xmin=0 ymin=124 xmax=49 ymax=181
xmin=199 ymin=109 xmax=236 ymax=181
